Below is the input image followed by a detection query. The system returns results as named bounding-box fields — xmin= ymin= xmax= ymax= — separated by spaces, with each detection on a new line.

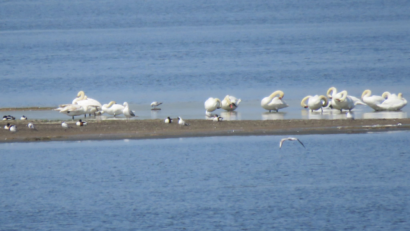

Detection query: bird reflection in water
xmin=261 ymin=112 xmax=286 ymax=120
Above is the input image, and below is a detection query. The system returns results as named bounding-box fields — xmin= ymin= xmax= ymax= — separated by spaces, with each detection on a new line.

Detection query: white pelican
xmin=20 ymin=115 xmax=27 ymax=120
xmin=27 ymin=123 xmax=36 ymax=130
xmin=213 ymin=115 xmax=223 ymax=122
xmin=164 ymin=117 xmax=173 ymax=123
xmin=123 ymin=102 xmax=136 ymax=122
xmin=376 ymin=92 xmax=407 ymax=111
xmin=76 ymin=119 xmax=87 ymax=126
xmin=4 ymin=123 xmax=11 ymax=130
xmin=279 ymin=137 xmax=305 ymax=149
xmin=261 ymin=90 xmax=288 ymax=112
xmin=327 ymin=87 xmax=366 ymax=111
xmin=9 ymin=125 xmax=17 ymax=133
xmin=221 ymin=95 xmax=241 ymax=111
xmin=102 ymin=101 xmax=124 ymax=117
xmin=300 ymin=95 xmax=328 ymax=112
xmin=178 ymin=117 xmax=189 ymax=126
xmin=204 ymin=97 xmax=222 ymax=114
xmin=61 ymin=122 xmax=69 ymax=129
xmin=361 ymin=90 xmax=386 ymax=111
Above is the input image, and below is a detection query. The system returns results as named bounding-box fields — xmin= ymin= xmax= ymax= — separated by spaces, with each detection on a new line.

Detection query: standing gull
xmin=27 ymin=123 xmax=36 ymax=130
xmin=62 ymin=122 xmax=69 ymax=129
xmin=279 ymin=137 xmax=305 ymax=149
xmin=178 ymin=117 xmax=189 ymax=126
xmin=123 ymin=102 xmax=136 ymax=122
xmin=151 ymin=101 xmax=162 ymax=110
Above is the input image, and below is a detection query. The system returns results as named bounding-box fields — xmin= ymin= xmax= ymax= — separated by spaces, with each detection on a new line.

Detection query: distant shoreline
xmin=1 ymin=118 xmax=409 ymax=143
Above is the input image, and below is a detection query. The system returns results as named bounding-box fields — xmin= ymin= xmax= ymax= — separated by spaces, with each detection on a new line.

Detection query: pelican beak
xmin=304 ymin=106 xmax=308 ymax=108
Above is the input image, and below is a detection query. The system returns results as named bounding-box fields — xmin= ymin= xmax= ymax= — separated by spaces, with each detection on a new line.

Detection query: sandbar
xmin=1 ymin=118 xmax=409 ymax=143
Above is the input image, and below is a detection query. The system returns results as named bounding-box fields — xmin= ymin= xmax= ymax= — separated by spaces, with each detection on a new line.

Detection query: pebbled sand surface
xmin=1 ymin=118 xmax=409 ymax=143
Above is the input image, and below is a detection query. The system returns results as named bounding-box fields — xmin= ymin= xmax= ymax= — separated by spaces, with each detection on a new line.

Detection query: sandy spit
xmin=1 ymin=118 xmax=409 ymax=143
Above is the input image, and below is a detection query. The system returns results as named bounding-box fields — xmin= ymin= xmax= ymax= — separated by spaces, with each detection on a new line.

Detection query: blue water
xmin=1 ymin=0 xmax=410 ymax=111
xmin=1 ymin=132 xmax=409 ymax=230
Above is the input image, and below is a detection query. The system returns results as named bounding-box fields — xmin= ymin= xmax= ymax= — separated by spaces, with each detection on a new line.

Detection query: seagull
xmin=151 ymin=101 xmax=162 ymax=107
xmin=27 ymin=123 xmax=36 ymax=130
xmin=9 ymin=125 xmax=17 ymax=133
xmin=76 ymin=119 xmax=87 ymax=126
xmin=61 ymin=121 xmax=69 ymax=129
xmin=4 ymin=123 xmax=11 ymax=130
xmin=178 ymin=117 xmax=189 ymax=126
xmin=123 ymin=102 xmax=136 ymax=122
xmin=213 ymin=114 xmax=223 ymax=122
xmin=279 ymin=137 xmax=305 ymax=149
xmin=21 ymin=115 xmax=27 ymax=120
xmin=164 ymin=117 xmax=173 ymax=123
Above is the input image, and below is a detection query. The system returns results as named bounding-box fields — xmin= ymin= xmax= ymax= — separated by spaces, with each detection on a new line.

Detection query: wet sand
xmin=1 ymin=118 xmax=409 ymax=143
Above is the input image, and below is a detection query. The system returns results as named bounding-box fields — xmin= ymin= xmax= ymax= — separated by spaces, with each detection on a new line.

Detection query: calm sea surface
xmin=1 ymin=0 xmax=410 ymax=120
xmin=1 ymin=132 xmax=409 ymax=230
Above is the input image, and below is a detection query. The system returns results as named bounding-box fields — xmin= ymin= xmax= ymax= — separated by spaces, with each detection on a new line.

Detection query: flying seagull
xmin=279 ymin=137 xmax=305 ymax=149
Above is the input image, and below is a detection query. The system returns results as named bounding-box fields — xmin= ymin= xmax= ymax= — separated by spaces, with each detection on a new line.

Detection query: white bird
xmin=27 ymin=123 xmax=36 ymax=130
xmin=279 ymin=137 xmax=305 ymax=149
xmin=376 ymin=92 xmax=407 ymax=111
xmin=56 ymin=104 xmax=91 ymax=120
xmin=61 ymin=122 xmax=69 ymax=129
xmin=221 ymin=95 xmax=241 ymax=111
xmin=300 ymin=95 xmax=328 ymax=112
xmin=213 ymin=114 xmax=223 ymax=122
xmin=151 ymin=101 xmax=162 ymax=107
xmin=76 ymin=119 xmax=87 ymax=126
xmin=178 ymin=117 xmax=189 ymax=126
xmin=101 ymin=101 xmax=124 ymax=117
xmin=327 ymin=87 xmax=366 ymax=111
xmin=123 ymin=102 xmax=136 ymax=122
xmin=361 ymin=90 xmax=386 ymax=111
xmin=4 ymin=123 xmax=11 ymax=130
xmin=261 ymin=90 xmax=289 ymax=112
xmin=204 ymin=97 xmax=222 ymax=114
xmin=9 ymin=125 xmax=17 ymax=133
xmin=20 ymin=115 xmax=27 ymax=120
xmin=73 ymin=91 xmax=102 ymax=116
xmin=164 ymin=117 xmax=173 ymax=123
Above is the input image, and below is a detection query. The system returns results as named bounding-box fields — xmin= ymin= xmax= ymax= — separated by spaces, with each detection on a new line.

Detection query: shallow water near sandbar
xmin=1 ymin=132 xmax=409 ymax=230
